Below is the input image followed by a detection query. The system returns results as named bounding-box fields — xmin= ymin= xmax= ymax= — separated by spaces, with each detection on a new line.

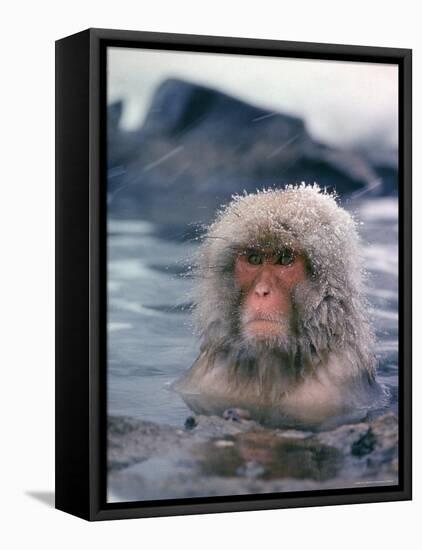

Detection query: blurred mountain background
xmin=107 ymin=78 xmax=398 ymax=238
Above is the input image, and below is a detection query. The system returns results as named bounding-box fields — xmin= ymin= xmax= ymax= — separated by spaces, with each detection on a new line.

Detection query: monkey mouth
xmin=244 ymin=320 xmax=285 ymax=340
xmin=243 ymin=314 xmax=284 ymax=325
xmin=241 ymin=314 xmax=289 ymax=341
xmin=245 ymin=319 xmax=281 ymax=328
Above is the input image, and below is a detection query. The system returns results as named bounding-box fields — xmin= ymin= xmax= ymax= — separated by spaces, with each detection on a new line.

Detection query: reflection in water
xmin=175 ymin=333 xmax=390 ymax=432
xmin=177 ymin=390 xmax=384 ymax=432
xmin=199 ymin=431 xmax=343 ymax=481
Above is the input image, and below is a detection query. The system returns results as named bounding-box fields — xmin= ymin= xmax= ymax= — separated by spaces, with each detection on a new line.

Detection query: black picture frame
xmin=55 ymin=27 xmax=412 ymax=521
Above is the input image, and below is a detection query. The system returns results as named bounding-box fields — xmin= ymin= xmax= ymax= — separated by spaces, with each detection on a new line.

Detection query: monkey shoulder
xmin=173 ymin=349 xmax=384 ymax=426
xmin=282 ymin=351 xmax=383 ymax=422
xmin=173 ymin=351 xmax=232 ymax=395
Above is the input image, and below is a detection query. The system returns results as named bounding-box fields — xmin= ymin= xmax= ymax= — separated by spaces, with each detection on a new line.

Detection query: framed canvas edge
xmin=56 ymin=27 xmax=412 ymax=522
xmin=55 ymin=29 xmax=92 ymax=521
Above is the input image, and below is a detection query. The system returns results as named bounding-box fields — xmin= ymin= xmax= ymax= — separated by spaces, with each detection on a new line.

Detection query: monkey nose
xmin=254 ymin=282 xmax=271 ymax=297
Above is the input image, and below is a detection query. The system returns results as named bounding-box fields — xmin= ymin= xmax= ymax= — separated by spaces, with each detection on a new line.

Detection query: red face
xmin=234 ymin=247 xmax=308 ymax=341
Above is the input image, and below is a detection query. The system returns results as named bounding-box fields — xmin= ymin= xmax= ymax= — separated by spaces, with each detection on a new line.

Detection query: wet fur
xmin=174 ymin=185 xmax=384 ymax=424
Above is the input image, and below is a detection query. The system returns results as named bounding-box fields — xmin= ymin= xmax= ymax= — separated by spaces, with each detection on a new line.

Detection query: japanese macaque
xmin=174 ymin=184 xmax=385 ymax=427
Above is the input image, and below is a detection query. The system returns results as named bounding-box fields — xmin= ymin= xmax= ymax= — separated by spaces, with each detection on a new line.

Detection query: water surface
xmin=107 ymin=197 xmax=398 ymax=427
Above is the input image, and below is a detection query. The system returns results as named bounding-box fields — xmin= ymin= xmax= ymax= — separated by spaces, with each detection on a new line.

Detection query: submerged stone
xmin=107 ymin=412 xmax=398 ymax=502
xmin=351 ymin=428 xmax=376 ymax=457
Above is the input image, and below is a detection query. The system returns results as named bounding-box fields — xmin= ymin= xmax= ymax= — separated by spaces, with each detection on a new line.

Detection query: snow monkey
xmin=174 ymin=184 xmax=385 ymax=427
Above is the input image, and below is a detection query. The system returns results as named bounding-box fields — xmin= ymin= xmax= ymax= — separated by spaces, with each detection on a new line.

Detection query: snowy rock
xmin=107 ymin=412 xmax=398 ymax=502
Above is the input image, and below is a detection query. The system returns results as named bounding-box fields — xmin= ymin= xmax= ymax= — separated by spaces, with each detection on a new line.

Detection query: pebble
xmin=214 ymin=439 xmax=235 ymax=448
xmin=223 ymin=408 xmax=251 ymax=422
xmin=184 ymin=416 xmax=198 ymax=430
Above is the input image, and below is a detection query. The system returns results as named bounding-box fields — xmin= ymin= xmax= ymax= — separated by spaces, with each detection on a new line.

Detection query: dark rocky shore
xmin=108 ymin=412 xmax=398 ymax=502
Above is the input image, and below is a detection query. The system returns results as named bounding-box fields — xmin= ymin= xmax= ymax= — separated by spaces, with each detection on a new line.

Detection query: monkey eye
xmin=276 ymin=248 xmax=294 ymax=266
xmin=247 ymin=252 xmax=263 ymax=265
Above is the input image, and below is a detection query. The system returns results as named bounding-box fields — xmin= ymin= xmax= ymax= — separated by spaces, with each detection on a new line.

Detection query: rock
xmin=107 ymin=412 xmax=399 ymax=502
xmin=223 ymin=408 xmax=251 ymax=422
xmin=351 ymin=428 xmax=376 ymax=457
xmin=184 ymin=416 xmax=197 ymax=430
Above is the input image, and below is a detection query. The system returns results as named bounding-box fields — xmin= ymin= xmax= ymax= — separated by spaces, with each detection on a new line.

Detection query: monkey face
xmin=234 ymin=247 xmax=308 ymax=345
